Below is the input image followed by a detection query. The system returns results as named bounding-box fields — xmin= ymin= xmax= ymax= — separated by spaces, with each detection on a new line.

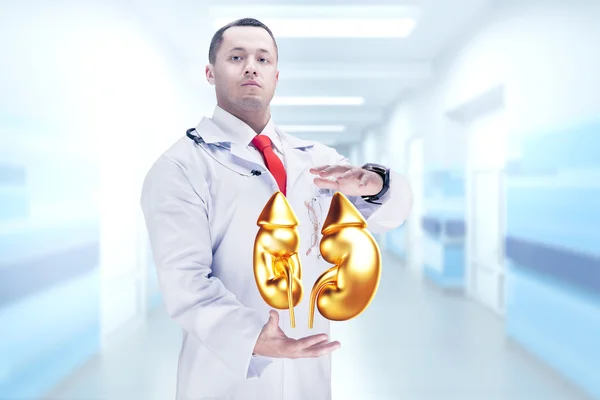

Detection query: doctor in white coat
xmin=140 ymin=17 xmax=413 ymax=400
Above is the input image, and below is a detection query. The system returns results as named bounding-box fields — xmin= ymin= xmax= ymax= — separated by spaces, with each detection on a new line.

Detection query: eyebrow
xmin=228 ymin=47 xmax=272 ymax=55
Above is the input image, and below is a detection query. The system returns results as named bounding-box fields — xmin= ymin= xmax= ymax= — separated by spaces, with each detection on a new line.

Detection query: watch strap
xmin=360 ymin=163 xmax=390 ymax=205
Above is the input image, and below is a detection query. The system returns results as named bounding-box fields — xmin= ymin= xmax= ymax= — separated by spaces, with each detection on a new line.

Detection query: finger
xmin=358 ymin=172 xmax=370 ymax=187
xmin=306 ymin=339 xmax=339 ymax=351
xmin=336 ymin=169 xmax=360 ymax=182
xmin=268 ymin=310 xmax=279 ymax=326
xmin=308 ymin=338 xmax=330 ymax=348
xmin=309 ymin=165 xmax=332 ymax=174
xmin=295 ymin=333 xmax=329 ymax=350
xmin=313 ymin=165 xmax=349 ymax=178
xmin=313 ymin=177 xmax=339 ymax=190
xmin=301 ymin=340 xmax=341 ymax=358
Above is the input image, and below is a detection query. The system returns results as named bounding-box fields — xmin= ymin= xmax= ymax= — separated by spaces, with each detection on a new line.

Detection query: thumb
xmin=268 ymin=310 xmax=279 ymax=327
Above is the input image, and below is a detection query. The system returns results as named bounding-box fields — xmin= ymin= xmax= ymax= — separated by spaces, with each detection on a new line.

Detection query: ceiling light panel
xmin=279 ymin=125 xmax=346 ymax=133
xmin=213 ymin=18 xmax=415 ymax=38
xmin=210 ymin=6 xmax=419 ymax=38
xmin=271 ymin=96 xmax=365 ymax=106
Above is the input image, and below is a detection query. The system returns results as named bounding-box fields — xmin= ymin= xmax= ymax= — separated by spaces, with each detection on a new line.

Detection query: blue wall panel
xmin=385 ymin=225 xmax=407 ymax=260
xmin=422 ymin=168 xmax=466 ymax=290
xmin=509 ymin=118 xmax=600 ymax=171
xmin=0 ymin=164 xmax=29 ymax=221
xmin=0 ymin=189 xmax=29 ymax=221
xmin=505 ymin=186 xmax=600 ymax=258
xmin=505 ymin=117 xmax=600 ymax=398
xmin=0 ymin=164 xmax=26 ymax=185
xmin=0 ymin=243 xmax=99 ymax=306
xmin=424 ymin=169 xmax=465 ymax=198
xmin=0 ymin=114 xmax=102 ymax=398
xmin=0 ymin=270 xmax=101 ymax=398
xmin=422 ymin=217 xmax=466 ymax=290
xmin=506 ymin=263 xmax=600 ymax=400
xmin=505 ymin=236 xmax=600 ymax=296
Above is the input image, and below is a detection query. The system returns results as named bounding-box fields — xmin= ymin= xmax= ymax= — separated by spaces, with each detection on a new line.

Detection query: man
xmin=140 ymin=18 xmax=413 ymax=400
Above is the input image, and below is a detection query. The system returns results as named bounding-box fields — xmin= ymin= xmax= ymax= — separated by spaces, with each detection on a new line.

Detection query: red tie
xmin=251 ymin=135 xmax=287 ymax=196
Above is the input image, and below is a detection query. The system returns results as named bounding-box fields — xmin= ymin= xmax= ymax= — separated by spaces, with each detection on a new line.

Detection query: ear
xmin=275 ymin=70 xmax=279 ymax=83
xmin=206 ymin=65 xmax=215 ymax=85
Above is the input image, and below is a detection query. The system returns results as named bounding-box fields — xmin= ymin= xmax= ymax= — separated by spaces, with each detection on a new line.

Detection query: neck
xmin=219 ymin=102 xmax=271 ymax=134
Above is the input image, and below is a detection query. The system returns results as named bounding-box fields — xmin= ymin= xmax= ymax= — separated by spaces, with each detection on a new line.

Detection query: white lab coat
xmin=140 ymin=114 xmax=413 ymax=400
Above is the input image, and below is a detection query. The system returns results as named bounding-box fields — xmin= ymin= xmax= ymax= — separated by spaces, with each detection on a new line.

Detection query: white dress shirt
xmin=210 ymin=105 xmax=284 ymax=167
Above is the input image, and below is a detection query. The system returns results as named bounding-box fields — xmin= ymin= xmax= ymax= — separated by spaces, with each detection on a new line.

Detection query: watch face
xmin=364 ymin=164 xmax=386 ymax=175
xmin=363 ymin=163 xmax=380 ymax=169
xmin=363 ymin=163 xmax=387 ymax=174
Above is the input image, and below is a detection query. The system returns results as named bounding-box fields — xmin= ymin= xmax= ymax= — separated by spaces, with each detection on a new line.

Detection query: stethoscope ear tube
xmin=185 ymin=128 xmax=261 ymax=178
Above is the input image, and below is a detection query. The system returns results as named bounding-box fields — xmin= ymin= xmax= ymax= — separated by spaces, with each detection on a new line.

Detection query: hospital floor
xmin=45 ymin=252 xmax=592 ymax=400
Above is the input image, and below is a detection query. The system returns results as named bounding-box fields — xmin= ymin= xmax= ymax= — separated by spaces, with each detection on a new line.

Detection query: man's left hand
xmin=309 ymin=165 xmax=383 ymax=197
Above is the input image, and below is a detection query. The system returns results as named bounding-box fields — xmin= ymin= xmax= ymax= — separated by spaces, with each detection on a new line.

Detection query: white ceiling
xmin=122 ymin=0 xmax=495 ymax=146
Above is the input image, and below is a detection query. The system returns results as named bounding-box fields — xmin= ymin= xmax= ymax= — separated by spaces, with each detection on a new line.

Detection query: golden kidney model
xmin=253 ymin=192 xmax=304 ymax=328
xmin=253 ymin=191 xmax=381 ymax=329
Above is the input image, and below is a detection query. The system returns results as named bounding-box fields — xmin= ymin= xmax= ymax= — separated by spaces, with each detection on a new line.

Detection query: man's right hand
xmin=253 ymin=310 xmax=341 ymax=359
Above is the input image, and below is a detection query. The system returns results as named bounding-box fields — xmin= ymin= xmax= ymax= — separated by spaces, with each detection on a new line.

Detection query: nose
xmin=244 ymin=67 xmax=258 ymax=76
xmin=244 ymin=59 xmax=258 ymax=76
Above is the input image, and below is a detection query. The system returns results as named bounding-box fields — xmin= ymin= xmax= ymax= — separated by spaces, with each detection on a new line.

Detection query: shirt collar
xmin=210 ymin=105 xmax=283 ymax=153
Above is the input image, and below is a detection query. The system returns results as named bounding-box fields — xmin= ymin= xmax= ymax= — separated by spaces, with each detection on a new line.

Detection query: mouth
xmin=242 ymin=81 xmax=261 ymax=87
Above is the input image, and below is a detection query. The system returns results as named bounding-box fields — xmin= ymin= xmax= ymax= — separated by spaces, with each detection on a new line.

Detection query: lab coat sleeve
xmin=333 ymin=152 xmax=414 ymax=234
xmin=140 ymin=156 xmax=271 ymax=381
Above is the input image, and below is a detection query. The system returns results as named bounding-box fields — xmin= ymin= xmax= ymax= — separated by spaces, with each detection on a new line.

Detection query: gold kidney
xmin=308 ymin=192 xmax=381 ymax=329
xmin=253 ymin=191 xmax=303 ymax=328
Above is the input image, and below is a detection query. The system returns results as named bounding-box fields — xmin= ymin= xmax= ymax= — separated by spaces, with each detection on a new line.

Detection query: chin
xmin=237 ymin=97 xmax=266 ymax=110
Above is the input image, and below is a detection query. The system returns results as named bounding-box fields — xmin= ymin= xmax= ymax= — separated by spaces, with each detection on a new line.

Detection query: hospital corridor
xmin=44 ymin=255 xmax=591 ymax=400
xmin=43 ymin=252 xmax=592 ymax=400
xmin=1 ymin=0 xmax=599 ymax=399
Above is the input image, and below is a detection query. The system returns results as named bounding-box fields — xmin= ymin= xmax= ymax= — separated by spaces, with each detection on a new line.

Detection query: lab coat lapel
xmin=229 ymin=142 xmax=264 ymax=169
xmin=279 ymin=130 xmax=315 ymax=195
xmin=283 ymin=143 xmax=306 ymax=195
xmin=193 ymin=118 xmax=267 ymax=172
xmin=193 ymin=119 xmax=318 ymax=192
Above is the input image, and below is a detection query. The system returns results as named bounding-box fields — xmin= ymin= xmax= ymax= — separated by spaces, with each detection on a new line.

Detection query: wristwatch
xmin=361 ymin=163 xmax=390 ymax=205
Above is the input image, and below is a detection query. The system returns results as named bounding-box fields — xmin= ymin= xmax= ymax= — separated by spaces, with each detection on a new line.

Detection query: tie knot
xmin=251 ymin=134 xmax=272 ymax=152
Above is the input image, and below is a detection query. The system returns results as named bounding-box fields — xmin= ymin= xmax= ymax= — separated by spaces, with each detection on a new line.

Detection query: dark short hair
xmin=208 ymin=18 xmax=278 ymax=64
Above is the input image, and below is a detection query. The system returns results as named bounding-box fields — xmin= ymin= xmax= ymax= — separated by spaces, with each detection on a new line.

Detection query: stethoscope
xmin=186 ymin=127 xmax=333 ymax=199
xmin=186 ymin=127 xmax=265 ymax=178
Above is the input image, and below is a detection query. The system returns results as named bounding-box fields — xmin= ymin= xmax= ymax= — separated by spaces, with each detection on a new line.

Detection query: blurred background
xmin=1 ymin=0 xmax=599 ymax=399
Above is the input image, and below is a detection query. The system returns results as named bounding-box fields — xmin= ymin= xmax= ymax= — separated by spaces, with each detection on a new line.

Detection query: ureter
xmin=283 ymin=258 xmax=295 ymax=328
xmin=308 ymin=266 xmax=337 ymax=329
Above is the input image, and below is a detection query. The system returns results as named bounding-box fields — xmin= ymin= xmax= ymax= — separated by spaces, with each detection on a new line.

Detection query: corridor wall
xmin=379 ymin=0 xmax=600 ymax=397
xmin=504 ymin=118 xmax=600 ymax=398
xmin=0 ymin=8 xmax=102 ymax=397
xmin=0 ymin=93 xmax=102 ymax=400
xmin=379 ymin=108 xmax=414 ymax=261
xmin=421 ymin=170 xmax=466 ymax=289
xmin=0 ymin=3 xmax=206 ymax=397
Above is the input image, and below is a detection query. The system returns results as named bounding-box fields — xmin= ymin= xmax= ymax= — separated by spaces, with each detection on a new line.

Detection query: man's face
xmin=206 ymin=26 xmax=279 ymax=112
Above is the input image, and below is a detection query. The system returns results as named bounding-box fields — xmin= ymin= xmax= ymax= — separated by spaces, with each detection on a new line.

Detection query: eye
xmin=231 ymin=56 xmax=242 ymax=61
xmin=258 ymin=58 xmax=269 ymax=64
